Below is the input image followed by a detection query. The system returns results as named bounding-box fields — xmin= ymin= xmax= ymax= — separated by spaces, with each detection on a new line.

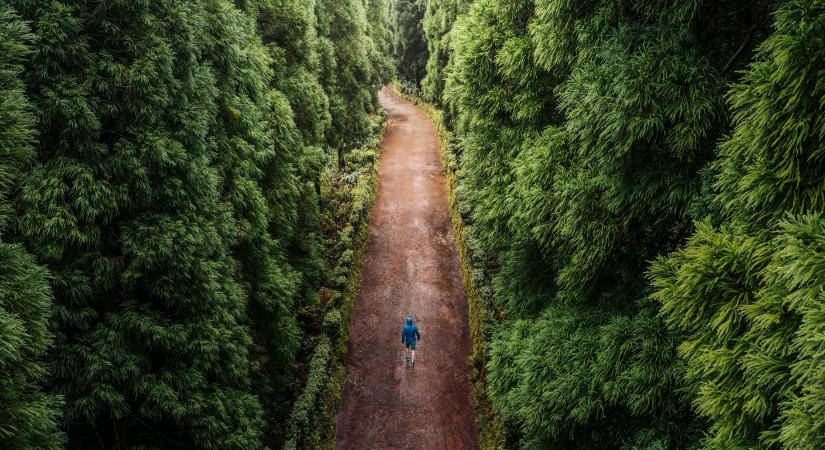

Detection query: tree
xmin=12 ymin=1 xmax=263 ymax=447
xmin=391 ymin=0 xmax=429 ymax=86
xmin=366 ymin=0 xmax=396 ymax=86
xmin=0 ymin=5 xmax=63 ymax=448
xmin=436 ymin=0 xmax=773 ymax=446
xmin=316 ymin=0 xmax=380 ymax=166
xmin=421 ymin=0 xmax=468 ymax=104
xmin=651 ymin=1 xmax=825 ymax=447
xmin=255 ymin=0 xmax=332 ymax=147
xmin=3 ymin=0 xmax=391 ymax=446
xmin=204 ymin=1 xmax=312 ymax=446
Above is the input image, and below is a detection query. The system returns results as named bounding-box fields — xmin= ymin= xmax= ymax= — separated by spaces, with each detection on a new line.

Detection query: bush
xmin=282 ymin=113 xmax=385 ymax=450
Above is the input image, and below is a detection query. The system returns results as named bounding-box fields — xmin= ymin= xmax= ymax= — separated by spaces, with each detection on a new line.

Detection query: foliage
xmin=0 ymin=6 xmax=63 ymax=448
xmin=391 ymin=0 xmax=429 ymax=86
xmin=366 ymin=0 xmax=397 ymax=86
xmin=424 ymin=0 xmax=784 ymax=447
xmin=204 ymin=2 xmax=311 ymax=446
xmin=2 ymin=0 xmax=391 ymax=447
xmin=317 ymin=0 xmax=382 ymax=163
xmin=255 ymin=0 xmax=331 ymax=148
xmin=421 ymin=0 xmax=469 ymax=105
xmin=651 ymin=1 xmax=825 ymax=448
xmin=284 ymin=336 xmax=332 ymax=450
xmin=9 ymin=1 xmax=267 ymax=446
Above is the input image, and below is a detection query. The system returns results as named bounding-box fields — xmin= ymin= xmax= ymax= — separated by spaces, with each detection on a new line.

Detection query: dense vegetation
xmin=0 ymin=5 xmax=63 ymax=447
xmin=391 ymin=0 xmax=430 ymax=86
xmin=417 ymin=0 xmax=825 ymax=448
xmin=4 ymin=0 xmax=824 ymax=448
xmin=0 ymin=0 xmax=391 ymax=448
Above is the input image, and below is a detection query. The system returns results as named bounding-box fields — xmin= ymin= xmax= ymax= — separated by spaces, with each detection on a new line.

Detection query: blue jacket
xmin=401 ymin=317 xmax=420 ymax=344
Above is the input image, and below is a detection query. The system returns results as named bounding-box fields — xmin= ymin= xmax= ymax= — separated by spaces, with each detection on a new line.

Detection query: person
xmin=401 ymin=315 xmax=421 ymax=366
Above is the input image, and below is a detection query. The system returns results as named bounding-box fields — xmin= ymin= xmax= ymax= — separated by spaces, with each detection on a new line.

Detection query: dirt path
xmin=333 ymin=87 xmax=479 ymax=449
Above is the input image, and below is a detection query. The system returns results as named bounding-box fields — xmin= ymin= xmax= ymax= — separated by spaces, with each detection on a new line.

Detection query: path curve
xmin=333 ymin=87 xmax=479 ymax=449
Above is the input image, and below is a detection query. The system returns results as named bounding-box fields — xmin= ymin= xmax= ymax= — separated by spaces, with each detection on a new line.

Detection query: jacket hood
xmin=406 ymin=316 xmax=413 ymax=325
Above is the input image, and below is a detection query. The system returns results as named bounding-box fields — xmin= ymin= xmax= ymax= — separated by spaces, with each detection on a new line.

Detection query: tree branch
xmin=720 ymin=3 xmax=770 ymax=77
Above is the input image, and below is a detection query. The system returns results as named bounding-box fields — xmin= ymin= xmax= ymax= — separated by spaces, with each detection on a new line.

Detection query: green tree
xmin=251 ymin=0 xmax=331 ymax=321
xmin=421 ymin=0 xmax=468 ymax=104
xmin=436 ymin=0 xmax=772 ymax=446
xmin=204 ymin=1 xmax=313 ymax=446
xmin=391 ymin=0 xmax=429 ymax=86
xmin=0 ymin=5 xmax=64 ymax=448
xmin=12 ymin=1 xmax=263 ymax=446
xmin=3 ymin=0 xmax=391 ymax=446
xmin=651 ymin=1 xmax=825 ymax=448
xmin=255 ymin=0 xmax=331 ymax=147
xmin=366 ymin=0 xmax=396 ymax=85
xmin=317 ymin=0 xmax=380 ymax=166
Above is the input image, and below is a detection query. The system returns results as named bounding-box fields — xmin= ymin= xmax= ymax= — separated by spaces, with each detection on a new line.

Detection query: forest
xmin=2 ymin=0 xmax=824 ymax=449
xmin=406 ymin=0 xmax=825 ymax=448
xmin=1 ymin=0 xmax=391 ymax=448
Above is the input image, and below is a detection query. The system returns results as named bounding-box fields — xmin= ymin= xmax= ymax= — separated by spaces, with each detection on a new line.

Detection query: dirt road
xmin=333 ymin=87 xmax=479 ymax=449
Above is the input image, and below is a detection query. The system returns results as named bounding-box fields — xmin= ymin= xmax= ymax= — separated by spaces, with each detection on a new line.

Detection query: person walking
xmin=401 ymin=315 xmax=421 ymax=367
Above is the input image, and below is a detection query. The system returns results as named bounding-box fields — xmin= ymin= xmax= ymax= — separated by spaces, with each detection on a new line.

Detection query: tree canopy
xmin=0 ymin=0 xmax=390 ymax=447
xmin=392 ymin=0 xmax=429 ymax=86
xmin=419 ymin=0 xmax=825 ymax=447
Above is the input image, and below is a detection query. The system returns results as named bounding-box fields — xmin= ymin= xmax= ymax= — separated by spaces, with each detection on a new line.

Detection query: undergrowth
xmin=283 ymin=112 xmax=387 ymax=450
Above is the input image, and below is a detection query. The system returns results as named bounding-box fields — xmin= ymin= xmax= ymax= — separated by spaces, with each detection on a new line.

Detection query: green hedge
xmin=283 ymin=114 xmax=386 ymax=450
